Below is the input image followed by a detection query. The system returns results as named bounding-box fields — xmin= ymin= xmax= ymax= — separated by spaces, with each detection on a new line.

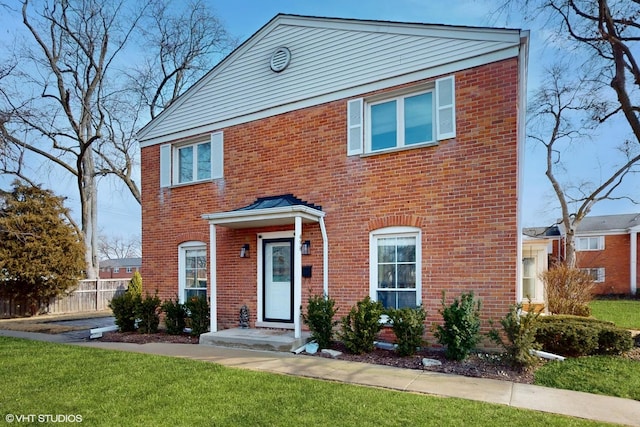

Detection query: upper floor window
xmin=348 ymin=76 xmax=455 ymax=156
xmin=576 ymin=236 xmax=604 ymax=251
xmin=126 ymin=267 xmax=133 ymax=273
xmin=160 ymin=132 xmax=223 ymax=187
xmin=178 ymin=141 xmax=211 ymax=183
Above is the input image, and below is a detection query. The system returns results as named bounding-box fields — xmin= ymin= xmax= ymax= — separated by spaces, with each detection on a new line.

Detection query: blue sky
xmin=2 ymin=0 xmax=638 ymax=239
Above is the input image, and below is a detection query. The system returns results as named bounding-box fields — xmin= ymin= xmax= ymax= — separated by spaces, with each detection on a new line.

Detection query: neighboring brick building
xmin=544 ymin=214 xmax=640 ymax=296
xmin=137 ymin=15 xmax=529 ymax=342
xmin=99 ymin=258 xmax=142 ymax=279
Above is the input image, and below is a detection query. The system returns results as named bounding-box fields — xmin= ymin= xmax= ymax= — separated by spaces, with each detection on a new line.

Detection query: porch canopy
xmin=202 ymin=195 xmax=328 ymax=339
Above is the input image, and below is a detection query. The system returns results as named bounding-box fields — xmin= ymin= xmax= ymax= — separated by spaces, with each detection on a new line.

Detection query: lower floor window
xmin=179 ymin=242 xmax=207 ymax=303
xmin=581 ymin=267 xmax=605 ymax=283
xmin=370 ymin=227 xmax=421 ymax=309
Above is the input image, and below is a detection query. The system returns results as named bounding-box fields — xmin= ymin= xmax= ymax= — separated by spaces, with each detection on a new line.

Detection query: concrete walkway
xmin=2 ymin=329 xmax=640 ymax=426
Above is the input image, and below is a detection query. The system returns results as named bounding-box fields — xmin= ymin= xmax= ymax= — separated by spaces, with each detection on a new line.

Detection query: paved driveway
xmin=47 ymin=316 xmax=116 ymax=341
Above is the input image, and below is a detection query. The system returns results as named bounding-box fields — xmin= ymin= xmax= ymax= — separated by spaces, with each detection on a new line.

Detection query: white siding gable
xmin=139 ymin=15 xmax=525 ymax=146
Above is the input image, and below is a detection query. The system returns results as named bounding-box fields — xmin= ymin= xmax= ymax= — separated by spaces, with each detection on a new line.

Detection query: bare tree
xmin=127 ymin=0 xmax=235 ymax=119
xmin=529 ymin=64 xmax=640 ymax=266
xmin=0 ymin=0 xmax=234 ymax=278
xmin=98 ymin=233 xmax=141 ymax=259
xmin=497 ymin=0 xmax=640 ymax=264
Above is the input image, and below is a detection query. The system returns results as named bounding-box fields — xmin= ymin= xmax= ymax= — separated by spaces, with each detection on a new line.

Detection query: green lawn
xmin=0 ymin=338 xmax=603 ymax=427
xmin=532 ymin=298 xmax=640 ymax=400
xmin=590 ymin=299 xmax=640 ymax=329
xmin=535 ymin=356 xmax=640 ymax=400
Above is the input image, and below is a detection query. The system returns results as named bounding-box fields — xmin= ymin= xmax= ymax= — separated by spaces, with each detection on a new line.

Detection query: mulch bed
xmin=101 ymin=331 xmax=199 ymax=344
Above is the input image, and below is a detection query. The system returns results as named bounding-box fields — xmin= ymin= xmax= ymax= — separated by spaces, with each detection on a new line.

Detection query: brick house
xmin=99 ymin=258 xmax=142 ymax=279
xmin=137 ymin=15 xmax=529 ymax=344
xmin=529 ymin=214 xmax=640 ymax=296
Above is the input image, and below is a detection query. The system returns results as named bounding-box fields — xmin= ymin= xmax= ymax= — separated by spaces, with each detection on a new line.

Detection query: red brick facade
xmin=141 ymin=58 xmax=521 ymax=336
xmin=549 ymin=233 xmax=639 ymax=295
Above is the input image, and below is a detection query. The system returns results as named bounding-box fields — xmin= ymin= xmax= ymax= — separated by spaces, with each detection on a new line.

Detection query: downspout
xmin=320 ymin=217 xmax=329 ymax=297
xmin=294 ymin=216 xmax=302 ymax=339
xmin=515 ymin=31 xmax=530 ymax=304
xmin=630 ymin=229 xmax=638 ymax=295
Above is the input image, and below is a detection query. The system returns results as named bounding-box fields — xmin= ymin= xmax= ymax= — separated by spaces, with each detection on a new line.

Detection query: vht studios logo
xmin=5 ymin=414 xmax=83 ymax=423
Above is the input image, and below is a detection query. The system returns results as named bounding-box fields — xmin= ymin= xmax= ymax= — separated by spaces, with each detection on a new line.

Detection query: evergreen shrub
xmin=385 ymin=306 xmax=426 ymax=356
xmin=339 ymin=296 xmax=384 ymax=354
xmin=434 ymin=291 xmax=482 ymax=361
xmin=162 ymin=297 xmax=187 ymax=335
xmin=303 ymin=294 xmax=338 ymax=349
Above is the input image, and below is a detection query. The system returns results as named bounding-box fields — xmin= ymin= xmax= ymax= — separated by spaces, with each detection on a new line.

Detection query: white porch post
xmin=294 ymin=216 xmax=302 ymax=339
xmin=320 ymin=217 xmax=329 ymax=296
xmin=209 ymin=223 xmax=218 ymax=333
xmin=631 ymin=229 xmax=638 ymax=295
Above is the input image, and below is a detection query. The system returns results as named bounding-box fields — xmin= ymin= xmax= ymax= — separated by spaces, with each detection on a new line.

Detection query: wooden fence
xmin=0 ymin=279 xmax=128 ymax=318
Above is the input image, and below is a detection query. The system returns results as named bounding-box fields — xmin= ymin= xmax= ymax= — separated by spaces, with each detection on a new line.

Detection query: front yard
xmin=0 ymin=337 xmax=606 ymax=427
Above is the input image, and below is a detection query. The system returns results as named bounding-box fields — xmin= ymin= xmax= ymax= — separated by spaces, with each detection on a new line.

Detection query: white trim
xmin=178 ymin=241 xmax=207 ymax=304
xmin=202 ymin=205 xmax=325 ymax=229
xmin=257 ymin=231 xmax=296 ymax=328
xmin=369 ymin=226 xmax=422 ymax=308
xmin=435 ymin=75 xmax=455 ymax=140
xmin=294 ymin=216 xmax=303 ymax=339
xmin=139 ymin=47 xmax=519 ymax=147
xmin=209 ymin=225 xmax=217 ymax=333
xmin=365 ymin=87 xmax=437 ymax=153
xmin=137 ymin=14 xmax=523 ymax=145
xmin=631 ymin=230 xmax=637 ymax=295
xmin=347 ymin=98 xmax=363 ymax=156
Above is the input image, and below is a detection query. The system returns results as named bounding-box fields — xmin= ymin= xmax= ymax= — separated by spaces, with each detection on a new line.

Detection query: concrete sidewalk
xmin=2 ymin=330 xmax=640 ymax=426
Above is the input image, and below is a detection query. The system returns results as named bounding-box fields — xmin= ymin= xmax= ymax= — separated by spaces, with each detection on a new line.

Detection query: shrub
xmin=434 ymin=291 xmax=482 ymax=361
xmin=541 ymin=263 xmax=595 ymax=316
xmin=535 ymin=315 xmax=633 ymax=356
xmin=109 ymin=291 xmax=139 ymax=332
xmin=136 ymin=292 xmax=161 ymax=334
xmin=162 ymin=297 xmax=187 ymax=335
xmin=339 ymin=296 xmax=385 ymax=354
xmin=303 ymin=294 xmax=338 ymax=349
xmin=488 ymin=303 xmax=541 ymax=369
xmin=127 ymin=271 xmax=143 ymax=297
xmin=185 ymin=295 xmax=210 ymax=337
xmin=385 ymin=306 xmax=426 ymax=357
xmin=596 ymin=325 xmax=634 ymax=355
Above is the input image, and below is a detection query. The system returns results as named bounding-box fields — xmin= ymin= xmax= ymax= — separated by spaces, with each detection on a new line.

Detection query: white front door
xmin=263 ymin=238 xmax=294 ymax=322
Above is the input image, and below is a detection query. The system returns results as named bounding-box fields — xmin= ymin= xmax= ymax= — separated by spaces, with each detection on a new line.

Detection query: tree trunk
xmin=80 ymin=150 xmax=99 ymax=279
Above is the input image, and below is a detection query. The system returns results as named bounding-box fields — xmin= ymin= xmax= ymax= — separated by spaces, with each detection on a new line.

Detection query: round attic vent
xmin=270 ymin=47 xmax=291 ymax=73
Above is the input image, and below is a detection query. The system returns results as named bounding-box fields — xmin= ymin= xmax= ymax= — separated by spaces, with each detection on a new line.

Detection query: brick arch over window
xmin=368 ymin=215 xmax=425 ymax=231
xmin=175 ymin=232 xmax=209 ymax=246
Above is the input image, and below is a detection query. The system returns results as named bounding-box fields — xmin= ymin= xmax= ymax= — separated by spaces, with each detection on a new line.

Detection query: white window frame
xmin=160 ymin=131 xmax=223 ymax=188
xmin=581 ymin=267 xmax=605 ymax=283
xmin=576 ymin=236 xmax=605 ymax=251
xmin=369 ymin=226 xmax=422 ymax=309
xmin=175 ymin=140 xmax=212 ymax=185
xmin=349 ymin=75 xmax=455 ymax=157
xmin=126 ymin=267 xmax=133 ymax=273
xmin=178 ymin=241 xmax=207 ymax=304
xmin=113 ymin=267 xmax=120 ymax=273
xmin=365 ymin=88 xmax=436 ymax=153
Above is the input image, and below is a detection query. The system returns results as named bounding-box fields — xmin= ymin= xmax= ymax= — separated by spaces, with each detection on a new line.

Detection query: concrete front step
xmin=199 ymin=328 xmax=310 ymax=352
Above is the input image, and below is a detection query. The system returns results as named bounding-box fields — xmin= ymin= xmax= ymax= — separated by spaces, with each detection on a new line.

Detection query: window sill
xmin=165 ymin=178 xmax=217 ymax=189
xmin=360 ymin=141 xmax=439 ymax=157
